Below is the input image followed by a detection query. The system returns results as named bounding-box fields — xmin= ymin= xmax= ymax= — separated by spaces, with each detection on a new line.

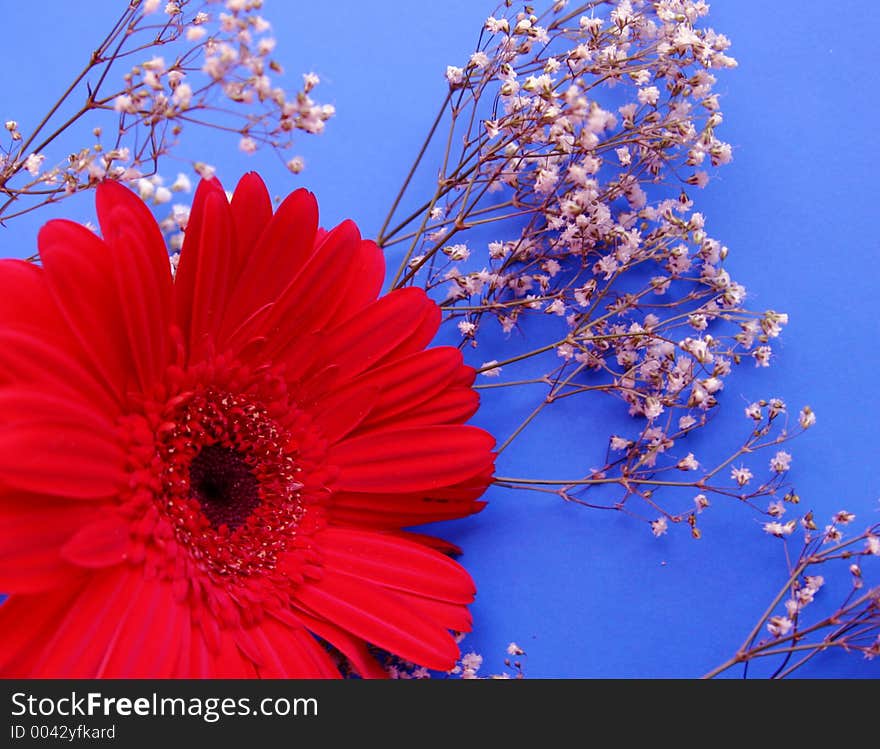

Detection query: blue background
xmin=1 ymin=1 xmax=878 ymax=677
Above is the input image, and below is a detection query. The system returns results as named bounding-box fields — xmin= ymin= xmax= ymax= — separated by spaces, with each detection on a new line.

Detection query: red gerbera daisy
xmin=0 ymin=173 xmax=494 ymax=678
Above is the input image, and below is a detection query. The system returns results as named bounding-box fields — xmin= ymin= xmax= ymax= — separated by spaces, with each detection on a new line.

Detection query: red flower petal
xmin=330 ymin=492 xmax=488 ymax=529
xmin=310 ymin=385 xmax=379 ymax=444
xmin=96 ymin=180 xmax=173 ymax=390
xmin=379 ymin=386 xmax=479 ymax=429
xmin=329 ymin=467 xmax=491 ymax=528
xmin=0 ymin=261 xmax=123 ymax=421
xmin=12 ymin=569 xmax=185 ymax=678
xmin=96 ymin=576 xmax=189 ymax=677
xmin=314 ymin=287 xmax=441 ymax=382
xmin=230 ymin=172 xmax=274 ymax=259
xmin=0 ymin=586 xmax=83 ymax=676
xmin=326 ymin=237 xmax=385 ymax=321
xmin=218 ymin=188 xmax=318 ymax=347
xmin=294 ymin=570 xmax=460 ymax=671
xmin=302 ymin=221 xmax=385 ymax=329
xmin=25 ymin=570 xmax=141 ymax=676
xmin=209 ymin=629 xmax=259 ymax=678
xmin=274 ymin=608 xmax=388 ymax=679
xmin=0 ymin=328 xmax=118 ymax=418
xmin=0 ymin=174 xmax=495 ymax=679
xmin=0 ymin=259 xmax=56 ymax=331
xmin=318 ymin=527 xmax=475 ymax=603
xmin=0 ymin=389 xmax=125 ymax=498
xmin=402 ymin=593 xmax=474 ymax=633
xmin=249 ymin=617 xmax=341 ymax=678
xmin=37 ymin=220 xmax=137 ymax=402
xmin=60 ymin=513 xmax=130 ymax=568
xmin=391 ymin=531 xmax=464 ymax=556
xmin=329 ymin=425 xmax=495 ymax=494
xmin=173 ymin=178 xmax=236 ymax=362
xmin=0 ymin=493 xmax=97 ymax=592
xmin=316 ymin=346 xmax=468 ymax=437
xmin=228 ymin=221 xmax=381 ymax=361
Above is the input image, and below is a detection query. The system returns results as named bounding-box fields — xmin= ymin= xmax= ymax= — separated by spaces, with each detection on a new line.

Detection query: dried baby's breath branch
xmin=381 ymin=0 xmax=794 ymax=533
xmin=1 ymin=0 xmax=331 ymax=233
xmin=704 ymin=518 xmax=880 ymax=678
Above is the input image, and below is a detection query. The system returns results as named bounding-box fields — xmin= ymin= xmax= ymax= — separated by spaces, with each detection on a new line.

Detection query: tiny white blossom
xmin=545 ymin=299 xmax=566 ymax=316
xmin=850 ymin=564 xmax=863 ymax=588
xmin=457 ymin=321 xmax=476 ymax=337
xmin=763 ymin=520 xmax=796 ymax=537
xmin=24 ymin=153 xmax=45 ymax=176
xmin=153 ymin=186 xmax=172 ymax=204
xmin=172 ymin=83 xmax=192 ymax=109
xmin=443 ymin=243 xmax=470 ymax=261
xmin=643 ymin=397 xmax=664 ymax=421
xmin=637 ymin=86 xmax=660 ymax=106
xmin=170 ymin=172 xmax=192 ymax=192
xmin=676 ymin=453 xmax=699 ymax=471
xmin=170 ymin=204 xmax=190 ymax=230
xmin=142 ymin=56 xmax=165 ymax=73
xmin=769 ymin=451 xmax=792 ymax=473
xmin=286 ymin=156 xmax=305 ymax=174
xmin=556 ymin=343 xmax=575 ymax=360
xmin=610 ymin=436 xmax=630 ymax=451
xmin=767 ymin=616 xmax=793 ymax=638
xmin=485 ymin=16 xmax=510 ymax=34
xmin=798 ymin=406 xmax=816 ymax=429
xmin=194 ymin=162 xmax=215 ymax=180
xmin=678 ymin=415 xmax=697 ymax=430
xmin=731 ymin=466 xmax=753 ymax=487
xmin=651 ymin=517 xmax=668 ymax=537
xmin=239 ymin=136 xmax=258 ymax=154
xmin=445 ymin=66 xmax=465 ymax=86
xmin=579 ymin=16 xmax=602 ymax=32
xmin=135 ymin=178 xmax=155 ymax=200
xmin=257 ymin=37 xmax=276 ymax=56
xmin=470 ymin=51 xmax=490 ymax=69
xmin=753 ymin=346 xmax=772 ymax=367
xmin=114 ymin=95 xmax=138 ymax=114
xmin=460 ymin=652 xmax=482 ymax=679
xmin=542 ymin=259 xmax=561 ymax=276
xmin=302 ymin=72 xmax=320 ymax=91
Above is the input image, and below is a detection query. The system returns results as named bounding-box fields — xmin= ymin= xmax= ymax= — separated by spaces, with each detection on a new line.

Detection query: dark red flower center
xmin=189 ymin=444 xmax=261 ymax=530
xmin=116 ymin=358 xmax=335 ymax=620
xmin=146 ymin=379 xmax=311 ymax=581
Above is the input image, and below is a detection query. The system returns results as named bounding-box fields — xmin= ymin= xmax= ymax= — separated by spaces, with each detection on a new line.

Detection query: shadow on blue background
xmin=0 ymin=1 xmax=877 ymax=678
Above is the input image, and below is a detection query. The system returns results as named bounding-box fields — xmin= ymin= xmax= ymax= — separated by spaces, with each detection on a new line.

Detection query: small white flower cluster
xmin=376 ymin=2 xmax=797 ymax=532
xmin=1 ymin=0 xmax=331 ymax=225
xmin=734 ymin=519 xmax=880 ymax=671
xmin=382 ymin=639 xmax=526 ymax=680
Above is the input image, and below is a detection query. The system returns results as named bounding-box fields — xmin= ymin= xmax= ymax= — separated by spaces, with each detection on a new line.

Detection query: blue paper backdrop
xmin=1 ymin=1 xmax=877 ymax=678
